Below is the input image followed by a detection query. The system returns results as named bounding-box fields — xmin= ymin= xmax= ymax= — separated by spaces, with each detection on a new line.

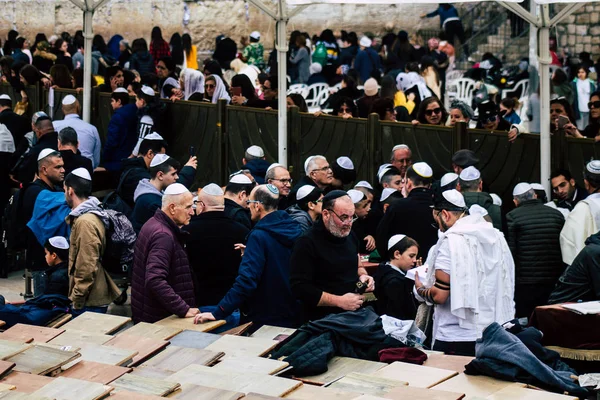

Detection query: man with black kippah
xmin=290 ymin=190 xmax=375 ymax=322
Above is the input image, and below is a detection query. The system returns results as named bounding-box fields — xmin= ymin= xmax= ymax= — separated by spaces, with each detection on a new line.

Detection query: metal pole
xmin=539 ymin=5 xmax=551 ymax=197
xmin=83 ymin=9 xmax=93 ymax=123
xmin=276 ymin=0 xmax=289 ymax=166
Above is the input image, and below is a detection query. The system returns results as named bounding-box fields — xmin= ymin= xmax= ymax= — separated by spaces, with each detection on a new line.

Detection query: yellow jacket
xmin=186 ymin=46 xmax=199 ymax=70
xmin=394 ymin=91 xmax=415 ymax=115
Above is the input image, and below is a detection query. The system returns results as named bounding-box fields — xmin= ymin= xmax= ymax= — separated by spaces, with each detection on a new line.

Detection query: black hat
xmin=477 ymin=100 xmax=499 ymax=120
xmin=452 ymin=149 xmax=479 ymax=168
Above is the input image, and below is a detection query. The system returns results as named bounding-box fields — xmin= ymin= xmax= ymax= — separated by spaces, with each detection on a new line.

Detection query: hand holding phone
xmin=232 ymin=87 xmax=242 ymax=97
xmin=557 ymin=115 xmax=569 ymax=129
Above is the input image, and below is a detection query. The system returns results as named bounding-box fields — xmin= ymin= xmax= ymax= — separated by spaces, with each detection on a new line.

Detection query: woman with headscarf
xmin=230 ymin=74 xmax=258 ymax=106
xmin=447 ymin=100 xmax=474 ymax=127
xmin=204 ymin=75 xmax=230 ymax=104
xmin=180 ymin=69 xmax=205 ymax=101
xmin=118 ymin=39 xmax=132 ymax=68
xmin=107 ymin=35 xmax=124 ymax=61
xmin=156 ymin=57 xmax=180 ymax=99
xmin=182 ymin=34 xmax=198 ymax=70
xmin=150 ymin=27 xmax=170 ymax=66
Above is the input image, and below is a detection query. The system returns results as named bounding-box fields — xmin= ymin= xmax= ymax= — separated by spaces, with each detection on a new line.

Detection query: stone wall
xmin=556 ymin=3 xmax=600 ymax=59
xmin=0 ymin=0 xmax=447 ymax=53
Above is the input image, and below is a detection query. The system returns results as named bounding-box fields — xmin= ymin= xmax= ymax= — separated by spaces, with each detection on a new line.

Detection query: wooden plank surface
xmin=204 ymin=335 xmax=279 ymax=358
xmin=140 ymin=346 xmax=224 ymax=372
xmin=104 ymin=334 xmax=168 ymax=366
xmin=431 ymin=374 xmax=527 ymax=398
xmin=117 ymin=322 xmax=182 ymax=341
xmin=65 ymin=344 xmax=136 ymax=368
xmin=485 ymin=386 xmax=578 ymax=400
xmin=60 ymin=312 xmax=130 ymax=334
xmin=0 ymin=361 xmax=15 ymax=378
xmin=251 ymin=326 xmax=297 ymax=342
xmin=58 ymin=361 xmax=131 ymax=384
xmin=373 ymin=361 xmax=458 ymax=388
xmin=0 ymin=325 xmax=64 ymax=344
xmin=8 ymin=345 xmax=80 ymax=375
xmin=0 ymin=372 xmax=54 ymax=393
xmin=0 ymin=341 xmax=30 ymax=361
xmin=0 ymin=383 xmax=15 ymax=391
xmin=382 ymin=385 xmax=465 ymax=400
xmin=212 ymin=355 xmax=289 ymax=375
xmin=220 ymin=322 xmax=253 ymax=336
xmin=129 ymin=366 xmax=173 ymax=380
xmin=0 ymin=393 xmax=54 ymax=400
xmin=46 ymin=314 xmax=72 ymax=329
xmin=106 ymin=391 xmax=163 ymax=399
xmin=154 ymin=315 xmax=225 ymax=333
xmin=298 ymin=357 xmax=387 ymax=385
xmin=165 ymin=364 xmax=302 ymax=397
xmin=48 ymin=330 xmax=111 ymax=349
xmin=327 ymin=373 xmax=407 ymax=396
xmin=423 ymin=354 xmax=473 ymax=373
xmin=242 ymin=393 xmax=284 ymax=400
xmin=168 ymin=383 xmax=245 ymax=400
xmin=168 ymin=330 xmax=221 ymax=349
xmin=32 ymin=377 xmax=112 ymax=400
xmin=284 ymin=384 xmax=362 ymax=399
xmin=110 ymin=373 xmax=180 ymax=397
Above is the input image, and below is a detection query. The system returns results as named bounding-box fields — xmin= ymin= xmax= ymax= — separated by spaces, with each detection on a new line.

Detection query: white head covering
xmin=469 ymin=204 xmax=489 ymax=217
xmin=442 ymin=189 xmax=466 ymax=208
xmin=586 ymin=160 xmax=600 ymax=175
xmin=381 ymin=188 xmax=397 ymax=202
xmin=229 ymin=174 xmax=253 ymax=184
xmin=336 ymin=156 xmax=354 ymax=170
xmin=440 ymin=172 xmax=459 ymax=187
xmin=164 ymin=183 xmax=189 ymax=195
xmin=181 ymin=69 xmax=205 ymax=100
xmin=513 ymin=182 xmax=533 ymax=196
xmin=296 ymin=185 xmax=316 ymax=201
xmin=113 ymin=88 xmax=128 ymax=94
xmin=247 ymin=145 xmax=264 ymax=158
xmin=354 ymin=181 xmax=373 ymax=190
xmin=347 ymin=189 xmax=365 ymax=204
xmin=37 ymin=148 xmax=56 ymax=162
xmin=207 ymin=75 xmax=231 ymax=104
xmin=150 ymin=153 xmax=170 ymax=168
xmin=141 ymin=85 xmax=155 ymax=96
xmin=266 ymin=163 xmax=284 ymax=175
xmin=530 ymin=183 xmax=545 ymax=191
xmin=203 ymin=183 xmax=224 ymax=196
xmin=359 ymin=36 xmax=372 ymax=48
xmin=396 ymin=72 xmax=432 ymax=100
xmin=490 ymin=193 xmax=503 ymax=206
xmin=71 ymin=167 xmax=91 ymax=181
xmin=48 ymin=236 xmax=69 ymax=250
xmin=0 ymin=94 xmax=11 ymax=101
xmin=412 ymin=162 xmax=433 ymax=178
xmin=250 ymin=31 xmax=261 ymax=40
xmin=459 ymin=166 xmax=481 ymax=182
xmin=387 ymin=234 xmax=406 ymax=250
xmin=377 ymin=163 xmax=392 ymax=178
xmin=62 ymin=95 xmax=77 ymax=105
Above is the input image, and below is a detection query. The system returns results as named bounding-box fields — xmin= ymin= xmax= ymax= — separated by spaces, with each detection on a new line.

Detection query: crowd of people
xmin=0 ymin=19 xmax=599 ymax=360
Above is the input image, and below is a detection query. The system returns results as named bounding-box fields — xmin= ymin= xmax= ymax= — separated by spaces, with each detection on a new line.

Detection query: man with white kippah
xmin=102 ymin=86 xmax=139 ymax=172
xmin=457 ymin=166 xmax=502 ymax=230
xmin=53 ymin=95 xmax=101 ymax=169
xmin=440 ymin=172 xmax=459 ymax=191
xmin=194 ymin=184 xmax=303 ymax=328
xmin=0 ymin=92 xmax=29 ymax=154
xmin=347 ymin=188 xmax=376 ymax=253
xmin=560 ymin=160 xmax=600 ymax=265
xmin=377 ymin=162 xmax=438 ymax=260
xmin=15 ymin=114 xmax=58 ymax=184
xmin=132 ymin=182 xmax=199 ymax=323
xmin=506 ymin=182 xmax=565 ymax=318
xmin=224 ymin=173 xmax=256 ymax=229
xmin=530 ymin=183 xmax=570 ymax=219
xmin=414 ymin=189 xmax=515 ymax=356
xmin=21 ymin=149 xmax=65 ymax=296
xmin=290 ymin=155 xmax=334 ymax=202
xmin=390 ymin=144 xmax=413 ymax=196
xmin=64 ymin=168 xmax=121 ymax=314
xmin=286 ymin=185 xmax=324 ymax=232
xmin=265 ymin=163 xmax=293 ymax=210
xmin=184 ymin=183 xmax=249 ymax=323
xmin=331 ymin=156 xmax=357 ymax=189
xmin=57 ymin=127 xmax=93 ymax=178
xmin=243 ymin=145 xmax=270 ymax=184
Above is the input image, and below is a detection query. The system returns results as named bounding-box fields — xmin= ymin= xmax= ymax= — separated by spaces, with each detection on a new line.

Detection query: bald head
xmin=34 ymin=119 xmax=54 ymax=138
xmin=62 ymin=100 xmax=80 ymax=116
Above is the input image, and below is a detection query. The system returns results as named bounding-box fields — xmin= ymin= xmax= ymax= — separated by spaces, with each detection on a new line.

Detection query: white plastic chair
xmin=287 ymin=84 xmax=308 ymax=97
xmin=305 ymin=83 xmax=330 ymax=111
xmin=453 ymin=78 xmax=477 ymax=106
xmin=502 ymin=79 xmax=530 ymax=101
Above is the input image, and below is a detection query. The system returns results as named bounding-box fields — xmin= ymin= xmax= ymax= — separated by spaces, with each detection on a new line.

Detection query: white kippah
xmin=377 ymin=163 xmax=392 ymax=178
xmin=490 ymin=193 xmax=503 ymax=206
xmin=443 ymin=189 xmax=466 ymax=208
xmin=62 ymin=95 xmax=77 ymax=105
xmin=71 ymin=167 xmax=91 ymax=181
xmin=0 ymin=94 xmax=11 ymax=101
xmin=440 ymin=172 xmax=458 ymax=187
xmin=203 ymin=183 xmax=224 ymax=196
xmin=378 ymin=167 xmax=392 ymax=183
xmin=381 ymin=188 xmax=397 ymax=202
xmin=347 ymin=189 xmax=365 ymax=204
xmin=48 ymin=236 xmax=69 ymax=250
xmin=513 ymin=182 xmax=532 ymax=196
xmin=266 ymin=163 xmax=284 ymax=174
xmin=230 ymin=174 xmax=252 ymax=184
xmin=469 ymin=204 xmax=489 ymax=217
xmin=354 ymin=181 xmax=373 ymax=190
xmin=412 ymin=162 xmax=433 ymax=178
xmin=141 ymin=85 xmax=155 ymax=96
xmin=246 ymin=145 xmax=264 ymax=158
xmin=149 ymin=153 xmax=169 ymax=168
xmin=113 ymin=88 xmax=128 ymax=93
xmin=304 ymin=156 xmax=316 ymax=175
xmin=586 ymin=160 xmax=600 ymax=175
xmin=387 ymin=234 xmax=406 ymax=250
xmin=336 ymin=156 xmax=354 ymax=170
xmin=143 ymin=132 xmax=164 ymax=141
xmin=530 ymin=183 xmax=545 ymax=191
xmin=459 ymin=166 xmax=481 ymax=181
xmin=296 ymin=185 xmax=316 ymax=200
xmin=392 ymin=144 xmax=409 ymax=152
xmin=37 ymin=148 xmax=56 ymax=162
xmin=164 ymin=183 xmax=189 ymax=195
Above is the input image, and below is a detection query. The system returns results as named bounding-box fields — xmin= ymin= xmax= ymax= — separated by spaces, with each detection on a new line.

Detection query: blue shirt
xmin=53 ymin=114 xmax=101 ymax=169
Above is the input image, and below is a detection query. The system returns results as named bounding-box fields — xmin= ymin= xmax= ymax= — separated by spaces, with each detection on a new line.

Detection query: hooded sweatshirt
xmin=213 ymin=210 xmax=303 ymax=328
xmin=286 ymin=205 xmax=313 ymax=233
xmin=244 ymin=159 xmax=271 ymax=184
xmin=130 ymin=179 xmax=162 ymax=233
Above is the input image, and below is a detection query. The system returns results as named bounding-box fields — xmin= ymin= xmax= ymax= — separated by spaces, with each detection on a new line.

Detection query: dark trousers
xmin=445 ymin=20 xmax=469 ymax=57
xmin=515 ymin=283 xmax=554 ymax=320
xmin=433 ymin=339 xmax=476 ymax=356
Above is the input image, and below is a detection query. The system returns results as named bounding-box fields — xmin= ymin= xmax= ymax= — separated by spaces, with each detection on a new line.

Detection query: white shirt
xmin=576 ymin=79 xmax=592 ymax=113
xmin=53 ymin=114 xmax=101 ymax=169
xmin=560 ymin=192 xmax=600 ymax=265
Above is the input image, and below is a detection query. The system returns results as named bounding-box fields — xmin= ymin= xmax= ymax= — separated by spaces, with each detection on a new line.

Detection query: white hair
xmin=161 ymin=192 xmax=191 ymax=209
xmin=305 ymin=155 xmax=327 ymax=175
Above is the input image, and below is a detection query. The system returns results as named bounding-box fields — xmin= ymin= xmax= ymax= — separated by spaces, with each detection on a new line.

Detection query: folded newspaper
xmin=561 ymin=301 xmax=600 ymax=315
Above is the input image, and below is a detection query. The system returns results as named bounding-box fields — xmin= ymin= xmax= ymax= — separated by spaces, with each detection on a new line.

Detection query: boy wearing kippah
xmin=42 ymin=236 xmax=70 ymax=297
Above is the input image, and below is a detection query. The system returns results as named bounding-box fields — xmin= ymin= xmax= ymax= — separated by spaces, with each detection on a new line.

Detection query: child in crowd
xmin=42 ymin=236 xmax=70 ymax=297
xmin=131 ymin=85 xmax=163 ymax=156
xmin=572 ymin=66 xmax=596 ymax=130
xmin=500 ymin=97 xmax=521 ymax=125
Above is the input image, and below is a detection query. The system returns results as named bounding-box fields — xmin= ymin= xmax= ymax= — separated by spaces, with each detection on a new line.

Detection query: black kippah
xmin=323 ymin=190 xmax=348 ymax=202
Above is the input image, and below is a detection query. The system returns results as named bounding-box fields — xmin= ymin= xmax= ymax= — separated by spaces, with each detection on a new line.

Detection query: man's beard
xmin=325 ymin=217 xmax=350 ymax=238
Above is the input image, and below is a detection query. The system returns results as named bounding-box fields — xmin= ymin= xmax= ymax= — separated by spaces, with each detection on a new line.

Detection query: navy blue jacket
xmin=245 ymin=159 xmax=271 ymax=184
xmin=103 ymin=103 xmax=139 ymax=172
xmin=213 ymin=211 xmax=303 ymax=328
xmin=354 ymin=48 xmax=382 ymax=84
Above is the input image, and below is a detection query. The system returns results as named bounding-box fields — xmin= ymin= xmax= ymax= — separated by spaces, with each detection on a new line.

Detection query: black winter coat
xmin=506 ymin=200 xmax=565 ymax=285
xmin=374 ymin=263 xmax=418 ymax=320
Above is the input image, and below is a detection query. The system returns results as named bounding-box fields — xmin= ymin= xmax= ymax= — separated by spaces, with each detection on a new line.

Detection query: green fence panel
xmin=95 ymin=92 xmax=113 ymax=144
xmin=43 ymin=88 xmax=83 ymax=121
xmin=564 ymin=137 xmax=600 ymax=186
xmin=0 ymin=83 xmax=39 ymax=119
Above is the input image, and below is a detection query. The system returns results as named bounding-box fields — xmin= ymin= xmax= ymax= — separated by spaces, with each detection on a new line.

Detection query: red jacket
xmin=131 ymin=209 xmax=196 ymax=323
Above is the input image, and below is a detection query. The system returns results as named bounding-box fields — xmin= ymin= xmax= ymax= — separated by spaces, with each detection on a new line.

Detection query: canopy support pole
xmin=82 ymin=8 xmax=93 ymax=123
xmin=276 ymin=0 xmax=289 ymax=166
xmin=539 ymin=5 xmax=551 ymax=195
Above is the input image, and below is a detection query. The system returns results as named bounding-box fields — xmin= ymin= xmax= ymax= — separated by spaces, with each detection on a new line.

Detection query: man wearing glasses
xmin=289 ymin=155 xmax=334 ymax=202
xmin=194 ymin=184 xmax=303 ymax=329
xmin=266 ymin=163 xmax=293 ymax=210
xmin=290 ymin=190 xmax=375 ymax=322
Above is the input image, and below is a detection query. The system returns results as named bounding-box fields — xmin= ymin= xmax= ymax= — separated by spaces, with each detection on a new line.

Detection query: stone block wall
xmin=556 ymin=3 xmax=600 ymax=59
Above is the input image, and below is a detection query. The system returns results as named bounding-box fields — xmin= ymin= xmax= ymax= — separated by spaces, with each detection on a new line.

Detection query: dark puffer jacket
xmin=506 ymin=199 xmax=565 ymax=285
xmin=131 ymin=209 xmax=196 ymax=323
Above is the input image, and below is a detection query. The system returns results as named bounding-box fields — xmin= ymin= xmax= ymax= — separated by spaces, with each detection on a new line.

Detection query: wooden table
xmin=0 ymin=393 xmax=53 ymax=400
xmin=204 ymin=335 xmax=279 ymax=358
xmin=65 ymin=344 xmax=137 ymax=367
xmin=108 ymin=391 xmax=164 ymax=399
xmin=104 ymin=334 xmax=169 ymax=366
xmin=284 ymin=384 xmax=361 ymax=399
xmin=58 ymin=361 xmax=131 ymax=384
xmin=298 ymin=357 xmax=387 ymax=385
xmin=61 ymin=312 xmax=131 ymax=335
xmin=109 ymin=373 xmax=180 ymax=397
xmin=153 ymin=315 xmax=225 ymax=333
xmin=381 ymin=385 xmax=465 ymax=400
xmin=212 ymin=355 xmax=289 ymax=375
xmin=423 ymin=354 xmax=473 ymax=373
xmin=8 ymin=345 xmax=80 ymax=375
xmin=431 ymin=374 xmax=527 ymax=398
xmin=168 ymin=330 xmax=221 ymax=349
xmin=0 ymin=372 xmax=54 ymax=392
xmin=327 ymin=372 xmax=407 ymax=396
xmin=0 ymin=341 xmax=30 ymax=361
xmin=251 ymin=326 xmax=297 ymax=342
xmin=48 ymin=330 xmax=112 ymax=348
xmin=0 ymin=362 xmax=14 ymax=379
xmin=117 ymin=322 xmax=182 ymax=341
xmin=32 ymin=376 xmax=112 ymax=400
xmin=0 ymin=325 xmax=64 ymax=344
xmin=168 ymin=383 xmax=245 ymax=400
xmin=372 ymin=361 xmax=458 ymax=388
xmin=140 ymin=346 xmax=224 ymax=372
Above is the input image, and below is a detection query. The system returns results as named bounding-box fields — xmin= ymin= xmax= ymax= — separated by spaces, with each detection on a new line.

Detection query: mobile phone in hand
xmin=189 ymin=146 xmax=195 ymax=157
xmin=232 ymin=87 xmax=242 ymax=97
xmin=557 ymin=115 xmax=569 ymax=129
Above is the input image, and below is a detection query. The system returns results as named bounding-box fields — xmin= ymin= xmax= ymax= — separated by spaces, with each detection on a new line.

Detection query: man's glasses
xmin=326 ymin=209 xmax=357 ymax=224
xmin=270 ymin=178 xmax=293 ymax=185
xmin=312 ymin=165 xmax=332 ymax=173
xmin=588 ymin=101 xmax=600 ymax=109
xmin=425 ymin=108 xmax=442 ymax=116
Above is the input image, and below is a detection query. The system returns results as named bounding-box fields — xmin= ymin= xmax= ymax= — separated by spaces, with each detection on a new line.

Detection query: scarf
xmin=181 ymin=69 xmax=205 ymax=100
xmin=208 ymin=75 xmax=231 ymax=104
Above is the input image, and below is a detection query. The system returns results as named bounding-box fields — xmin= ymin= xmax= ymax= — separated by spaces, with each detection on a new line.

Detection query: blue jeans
xmin=71 ymin=306 xmax=108 ymax=317
xmin=200 ymin=306 xmax=240 ymax=334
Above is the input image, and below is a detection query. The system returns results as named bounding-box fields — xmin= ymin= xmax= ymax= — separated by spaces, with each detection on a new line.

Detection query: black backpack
xmin=95 ymin=206 xmax=137 ymax=275
xmin=103 ymin=169 xmax=134 ymax=219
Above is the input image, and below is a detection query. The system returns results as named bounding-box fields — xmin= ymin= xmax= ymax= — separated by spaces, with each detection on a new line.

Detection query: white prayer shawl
xmin=159 ymin=77 xmax=180 ymax=99
xmin=208 ymin=75 xmax=231 ymax=104
xmin=425 ymin=215 xmax=515 ymax=337
xmin=0 ymin=123 xmax=15 ymax=153
xmin=181 ymin=69 xmax=205 ymax=100
xmin=396 ymin=72 xmax=432 ymax=101
xmin=560 ymin=193 xmax=600 ymax=265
